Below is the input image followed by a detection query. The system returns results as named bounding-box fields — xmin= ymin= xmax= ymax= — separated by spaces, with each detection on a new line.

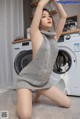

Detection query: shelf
xmin=12 ymin=38 xmax=31 ymax=44
xmin=12 ymin=29 xmax=80 ymax=44
xmin=61 ymin=29 xmax=80 ymax=35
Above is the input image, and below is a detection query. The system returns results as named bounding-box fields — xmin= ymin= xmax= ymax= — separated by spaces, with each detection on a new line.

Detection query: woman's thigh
xmin=37 ymin=86 xmax=71 ymax=108
xmin=16 ymin=88 xmax=32 ymax=119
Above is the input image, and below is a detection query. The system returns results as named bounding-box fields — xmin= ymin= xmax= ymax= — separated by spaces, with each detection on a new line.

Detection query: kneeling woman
xmin=16 ymin=0 xmax=71 ymax=119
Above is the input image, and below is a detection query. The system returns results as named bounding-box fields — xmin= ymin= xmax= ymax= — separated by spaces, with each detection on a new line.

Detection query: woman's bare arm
xmin=52 ymin=0 xmax=67 ymax=40
xmin=30 ymin=0 xmax=50 ymax=37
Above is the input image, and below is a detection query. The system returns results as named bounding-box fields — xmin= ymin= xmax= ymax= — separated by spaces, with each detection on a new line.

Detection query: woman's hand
xmin=38 ymin=0 xmax=50 ymax=7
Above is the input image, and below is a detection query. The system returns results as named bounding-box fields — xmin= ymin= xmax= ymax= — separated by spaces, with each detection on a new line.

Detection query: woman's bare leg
xmin=36 ymin=86 xmax=71 ymax=108
xmin=16 ymin=88 xmax=32 ymax=119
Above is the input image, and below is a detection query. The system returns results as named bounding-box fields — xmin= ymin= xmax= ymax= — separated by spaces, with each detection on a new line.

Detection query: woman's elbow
xmin=62 ymin=14 xmax=67 ymax=19
xmin=64 ymin=14 xmax=67 ymax=18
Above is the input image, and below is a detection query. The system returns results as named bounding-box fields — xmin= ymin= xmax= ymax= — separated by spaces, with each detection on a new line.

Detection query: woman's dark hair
xmin=42 ymin=8 xmax=55 ymax=29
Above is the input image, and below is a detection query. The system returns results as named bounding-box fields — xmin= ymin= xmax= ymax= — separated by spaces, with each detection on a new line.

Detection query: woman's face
xmin=40 ymin=10 xmax=53 ymax=30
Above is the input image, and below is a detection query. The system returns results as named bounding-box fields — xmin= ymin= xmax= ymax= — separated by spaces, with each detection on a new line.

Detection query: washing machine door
xmin=14 ymin=50 xmax=32 ymax=74
xmin=53 ymin=46 xmax=76 ymax=74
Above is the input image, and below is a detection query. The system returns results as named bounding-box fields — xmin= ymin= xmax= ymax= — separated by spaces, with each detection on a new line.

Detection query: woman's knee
xmin=17 ymin=108 xmax=32 ymax=119
xmin=16 ymin=99 xmax=32 ymax=118
xmin=20 ymin=112 xmax=31 ymax=119
xmin=16 ymin=88 xmax=32 ymax=118
xmin=61 ymin=96 xmax=71 ymax=108
xmin=65 ymin=97 xmax=71 ymax=108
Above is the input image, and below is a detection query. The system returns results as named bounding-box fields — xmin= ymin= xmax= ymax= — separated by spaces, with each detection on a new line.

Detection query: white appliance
xmin=51 ymin=33 xmax=80 ymax=96
xmin=12 ymin=34 xmax=80 ymax=96
xmin=12 ymin=40 xmax=32 ymax=88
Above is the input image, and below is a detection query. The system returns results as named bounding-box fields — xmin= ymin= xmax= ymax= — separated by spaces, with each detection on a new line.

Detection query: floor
xmin=0 ymin=90 xmax=80 ymax=119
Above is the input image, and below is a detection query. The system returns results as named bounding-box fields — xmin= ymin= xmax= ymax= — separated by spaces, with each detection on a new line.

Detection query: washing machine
xmin=12 ymin=34 xmax=80 ymax=96
xmin=51 ymin=33 xmax=80 ymax=96
xmin=12 ymin=40 xmax=32 ymax=88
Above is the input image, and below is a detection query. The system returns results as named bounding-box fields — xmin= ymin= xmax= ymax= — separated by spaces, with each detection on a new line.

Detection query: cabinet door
xmin=23 ymin=0 xmax=32 ymax=38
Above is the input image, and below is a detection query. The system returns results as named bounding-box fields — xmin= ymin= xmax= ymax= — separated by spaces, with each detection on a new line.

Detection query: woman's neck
xmin=41 ymin=28 xmax=50 ymax=32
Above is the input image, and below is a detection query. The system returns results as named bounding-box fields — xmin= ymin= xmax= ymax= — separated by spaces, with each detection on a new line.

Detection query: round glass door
xmin=53 ymin=49 xmax=72 ymax=74
xmin=14 ymin=50 xmax=32 ymax=74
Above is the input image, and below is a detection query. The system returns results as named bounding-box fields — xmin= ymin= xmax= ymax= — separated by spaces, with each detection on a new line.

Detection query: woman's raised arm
xmin=30 ymin=0 xmax=50 ymax=36
xmin=53 ymin=0 xmax=67 ymax=18
xmin=52 ymin=0 xmax=67 ymax=40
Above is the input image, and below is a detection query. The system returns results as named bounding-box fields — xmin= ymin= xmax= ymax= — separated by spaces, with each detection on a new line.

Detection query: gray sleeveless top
xmin=17 ymin=30 xmax=59 ymax=90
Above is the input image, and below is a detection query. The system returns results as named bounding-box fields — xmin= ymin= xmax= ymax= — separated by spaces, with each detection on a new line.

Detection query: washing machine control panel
xmin=58 ymin=33 xmax=80 ymax=42
xmin=64 ymin=35 xmax=71 ymax=40
xmin=64 ymin=33 xmax=80 ymax=41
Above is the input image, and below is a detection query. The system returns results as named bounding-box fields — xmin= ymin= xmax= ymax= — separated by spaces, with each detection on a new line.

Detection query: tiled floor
xmin=0 ymin=89 xmax=80 ymax=119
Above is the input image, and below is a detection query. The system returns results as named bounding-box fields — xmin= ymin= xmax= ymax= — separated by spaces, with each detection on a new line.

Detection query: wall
xmin=23 ymin=0 xmax=32 ymax=38
xmin=0 ymin=0 xmax=23 ymax=91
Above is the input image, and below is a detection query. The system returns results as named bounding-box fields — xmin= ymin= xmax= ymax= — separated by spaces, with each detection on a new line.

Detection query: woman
xmin=16 ymin=0 xmax=71 ymax=119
